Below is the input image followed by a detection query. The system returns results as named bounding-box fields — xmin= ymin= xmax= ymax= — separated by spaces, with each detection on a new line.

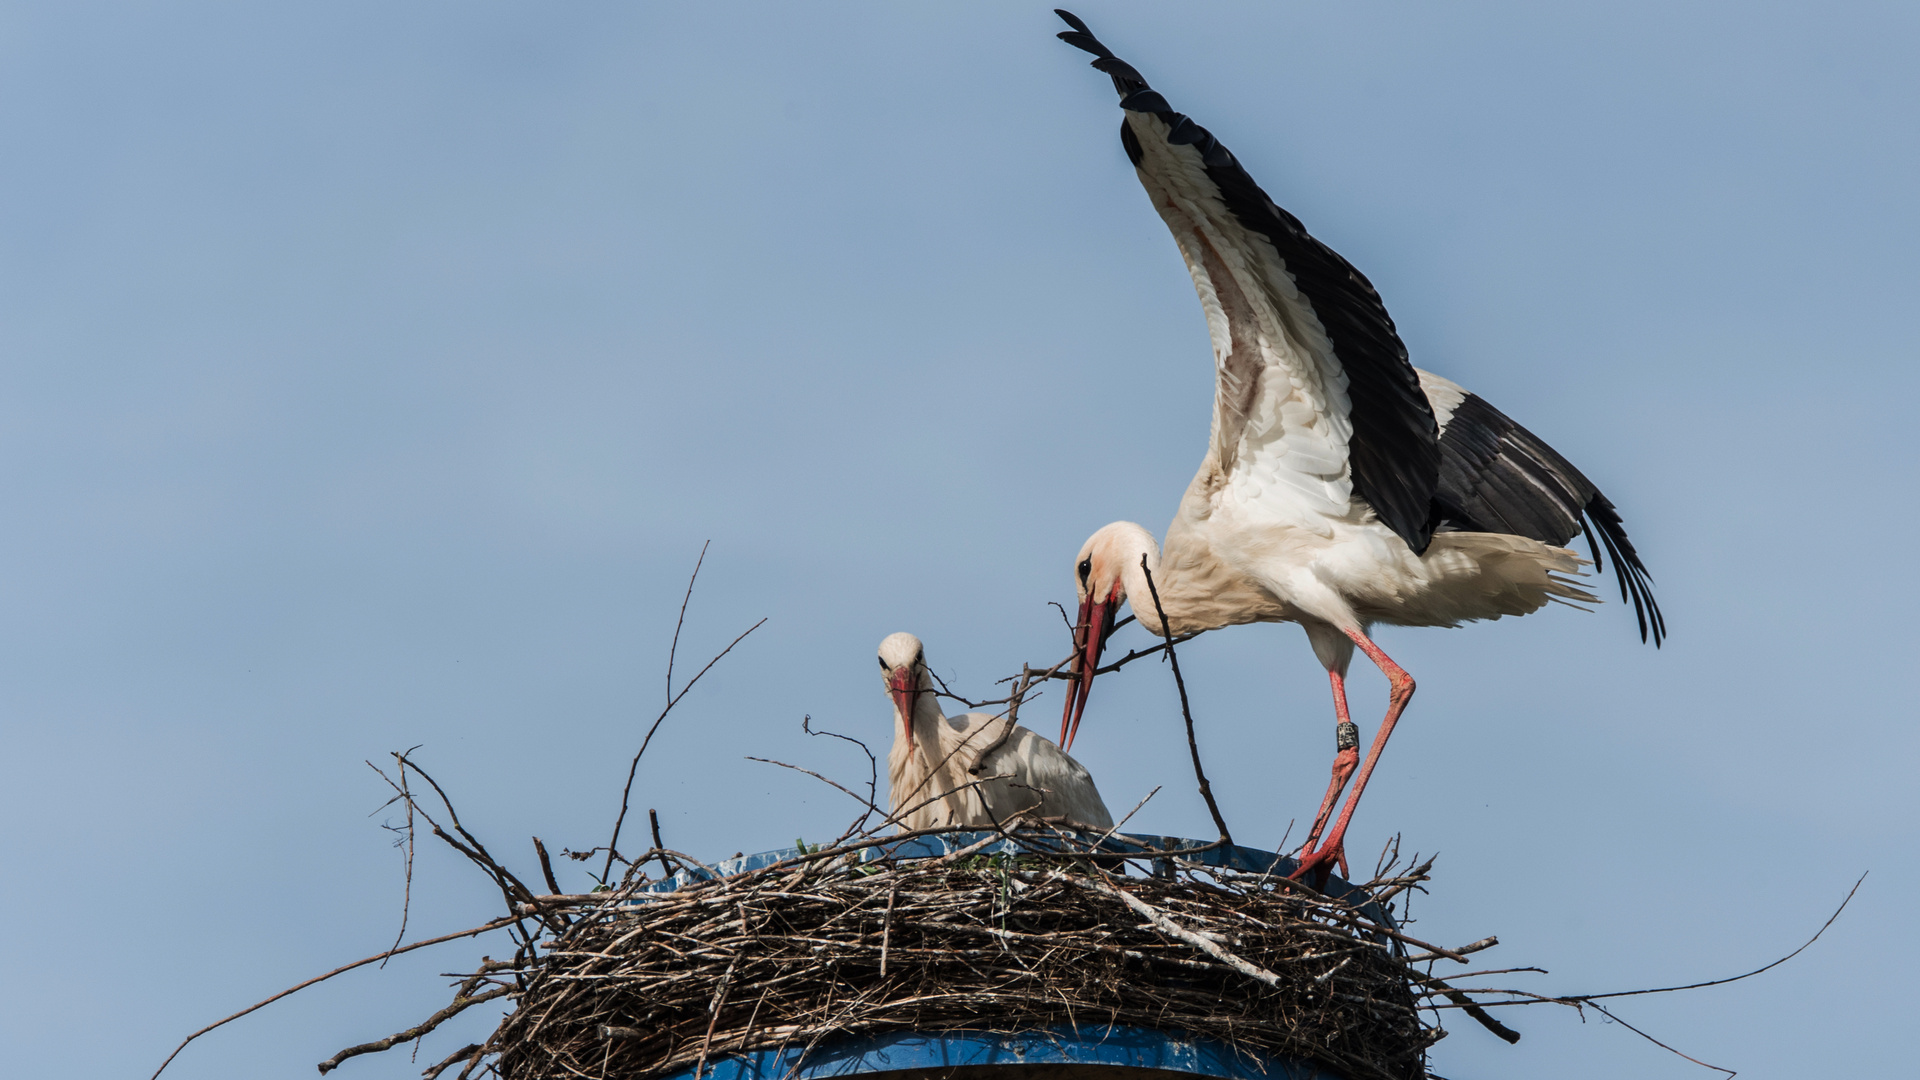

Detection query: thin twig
xmin=391 ymin=753 xmax=543 ymax=924
xmin=666 ymin=540 xmax=711 ymax=705
xmin=148 ymin=916 xmax=519 ymax=1080
xmin=1588 ymin=1002 xmax=1734 ymax=1077
xmin=746 ymin=757 xmax=874 ymax=809
xmin=879 ymin=877 xmax=898 ymax=978
xmin=1090 ymin=785 xmax=1161 ymax=850
xmin=365 ymin=746 xmax=422 ymax=967
xmin=1572 ymin=873 xmax=1866 ymax=1003
xmin=1138 ymin=555 xmax=1232 ymax=845
xmin=604 ymin=616 xmax=767 ymax=881
xmin=800 ymin=715 xmax=880 ymax=836
xmin=317 ymin=985 xmax=511 ymax=1074
xmin=649 ymin=810 xmax=671 ymax=880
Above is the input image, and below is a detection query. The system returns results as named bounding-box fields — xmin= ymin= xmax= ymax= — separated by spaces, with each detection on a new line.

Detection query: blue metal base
xmin=659 ymin=1026 xmax=1341 ymax=1080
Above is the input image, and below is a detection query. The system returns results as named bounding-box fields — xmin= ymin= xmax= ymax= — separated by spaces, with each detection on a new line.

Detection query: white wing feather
xmin=1127 ymin=111 xmax=1355 ymax=526
xmin=938 ymin=714 xmax=1113 ymax=830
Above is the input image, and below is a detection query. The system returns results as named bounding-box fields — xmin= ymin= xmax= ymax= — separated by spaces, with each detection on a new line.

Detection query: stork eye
xmin=877 ymin=656 xmax=888 ymax=671
xmin=1078 ymin=558 xmax=1092 ymax=584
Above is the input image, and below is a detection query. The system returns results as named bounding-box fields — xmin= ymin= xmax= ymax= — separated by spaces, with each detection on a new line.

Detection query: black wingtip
xmin=1582 ymin=493 xmax=1665 ymax=648
xmin=1055 ymin=10 xmax=1109 ymax=58
xmin=1054 ymin=10 xmax=1151 ymax=97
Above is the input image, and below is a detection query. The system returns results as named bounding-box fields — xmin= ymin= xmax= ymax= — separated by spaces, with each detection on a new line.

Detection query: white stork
xmin=880 ymin=632 xmax=1114 ymax=833
xmin=1051 ymin=12 xmax=1663 ymax=883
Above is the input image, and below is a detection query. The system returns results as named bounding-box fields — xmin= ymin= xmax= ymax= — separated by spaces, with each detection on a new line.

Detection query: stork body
xmin=1053 ymin=13 xmax=1661 ymax=883
xmin=880 ymin=633 xmax=1114 ymax=833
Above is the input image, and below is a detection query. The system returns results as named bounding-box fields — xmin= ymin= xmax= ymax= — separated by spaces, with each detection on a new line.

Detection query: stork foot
xmin=1288 ymin=838 xmax=1348 ymax=891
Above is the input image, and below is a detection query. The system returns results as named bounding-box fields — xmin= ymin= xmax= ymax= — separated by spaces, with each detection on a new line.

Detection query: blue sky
xmin=2 ymin=3 xmax=1915 ymax=1077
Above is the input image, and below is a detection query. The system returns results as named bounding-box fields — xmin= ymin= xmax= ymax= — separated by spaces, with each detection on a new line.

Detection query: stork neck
xmin=904 ymin=673 xmax=949 ymax=759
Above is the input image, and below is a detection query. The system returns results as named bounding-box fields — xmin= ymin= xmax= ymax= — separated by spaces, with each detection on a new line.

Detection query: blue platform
xmin=655 ymin=1025 xmax=1341 ymax=1080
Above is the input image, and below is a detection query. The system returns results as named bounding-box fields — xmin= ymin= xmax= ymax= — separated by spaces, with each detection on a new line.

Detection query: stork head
xmin=877 ymin=632 xmax=929 ymax=752
xmin=1061 ymin=522 xmax=1159 ymax=751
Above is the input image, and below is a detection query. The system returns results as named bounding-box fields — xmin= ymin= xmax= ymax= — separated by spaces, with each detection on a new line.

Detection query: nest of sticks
xmin=476 ymin=830 xmax=1450 ymax=1080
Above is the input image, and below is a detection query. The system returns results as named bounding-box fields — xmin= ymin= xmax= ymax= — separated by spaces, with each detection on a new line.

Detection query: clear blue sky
xmin=2 ymin=3 xmax=1914 ymax=1077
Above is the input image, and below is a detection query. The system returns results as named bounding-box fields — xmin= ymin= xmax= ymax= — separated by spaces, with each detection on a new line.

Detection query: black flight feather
xmin=1436 ymin=393 xmax=1664 ymax=646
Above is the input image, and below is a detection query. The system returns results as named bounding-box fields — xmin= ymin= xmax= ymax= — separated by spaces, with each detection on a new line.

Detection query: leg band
xmin=1336 ymin=721 xmax=1359 ymax=752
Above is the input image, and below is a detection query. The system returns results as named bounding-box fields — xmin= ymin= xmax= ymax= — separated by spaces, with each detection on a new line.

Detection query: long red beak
xmin=888 ymin=666 xmax=920 ymax=752
xmin=1059 ymin=590 xmax=1117 ymax=752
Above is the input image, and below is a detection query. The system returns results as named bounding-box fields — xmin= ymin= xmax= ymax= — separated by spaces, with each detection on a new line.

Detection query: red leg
xmin=1298 ymin=669 xmax=1359 ymax=862
xmin=1292 ymin=629 xmax=1415 ymax=887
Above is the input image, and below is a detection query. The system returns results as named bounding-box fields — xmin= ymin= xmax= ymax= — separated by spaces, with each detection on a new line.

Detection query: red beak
xmin=888 ymin=666 xmax=920 ymax=752
xmin=1059 ymin=589 xmax=1117 ymax=752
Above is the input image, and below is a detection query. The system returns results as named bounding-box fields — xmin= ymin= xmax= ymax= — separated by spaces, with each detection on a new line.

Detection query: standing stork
xmin=880 ymin=632 xmax=1114 ymax=833
xmin=1050 ymin=12 xmax=1662 ymax=884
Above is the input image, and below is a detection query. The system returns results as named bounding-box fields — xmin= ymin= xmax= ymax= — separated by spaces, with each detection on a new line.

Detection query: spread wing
xmin=1058 ymin=11 xmax=1440 ymax=552
xmin=1420 ymin=370 xmax=1666 ymax=645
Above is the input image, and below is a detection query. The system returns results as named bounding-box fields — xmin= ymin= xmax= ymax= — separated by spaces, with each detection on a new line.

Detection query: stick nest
xmin=490 ymin=839 xmax=1437 ymax=1080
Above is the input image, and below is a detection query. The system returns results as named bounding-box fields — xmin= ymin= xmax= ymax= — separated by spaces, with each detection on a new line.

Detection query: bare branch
xmin=1138 ymin=555 xmax=1232 ymax=846
xmin=604 ymin=616 xmax=767 ymax=880
xmin=148 ymin=917 xmax=518 ymax=1080
xmin=801 ymin=715 xmax=881 ymax=836
xmin=745 ymin=756 xmax=876 ymax=810
xmin=317 ymin=985 xmax=511 ymax=1074
xmin=1573 ymin=873 xmax=1865 ymax=1003
xmin=363 ymin=746 xmax=422 ymax=968
xmin=666 ymin=540 xmax=711 ymax=704
xmin=533 ymin=837 xmax=562 ymax=897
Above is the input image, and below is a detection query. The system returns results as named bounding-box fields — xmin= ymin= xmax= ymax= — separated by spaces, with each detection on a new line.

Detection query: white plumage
xmin=879 ymin=633 xmax=1113 ymax=833
xmin=1053 ymin=12 xmax=1660 ymax=883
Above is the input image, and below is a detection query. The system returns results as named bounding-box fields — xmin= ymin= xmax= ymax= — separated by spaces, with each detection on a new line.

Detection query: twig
xmin=365 ymin=747 xmax=422 ymax=967
xmin=533 ymin=837 xmax=562 ymax=897
xmin=148 ymin=916 xmax=519 ymax=1080
xmin=1018 ymin=635 xmax=1200 ymax=685
xmin=1443 ymin=985 xmax=1523 ymax=1043
xmin=666 ymin=540 xmax=712 ymax=705
xmin=649 ymin=810 xmax=671 ymax=879
xmin=1405 ymin=935 xmax=1497 ymax=964
xmin=1370 ymin=855 xmax=1435 ymax=909
xmin=800 ymin=715 xmax=881 ymax=836
xmin=1090 ymin=634 xmax=1200 ymax=676
xmin=1138 ymin=556 xmax=1232 ymax=846
xmin=1049 ymin=599 xmax=1075 ymax=635
xmin=746 ymin=757 xmax=874 ymax=809
xmin=1571 ymin=872 xmax=1866 ymax=1003
xmin=604 ymin=616 xmax=767 ymax=880
xmin=691 ymin=957 xmax=736 ymax=1080
xmin=422 ymin=1043 xmax=484 ymax=1080
xmin=390 ymin=753 xmax=543 ymax=925
xmin=926 ymin=665 xmax=1004 ymax=710
xmin=1090 ymin=785 xmax=1161 ymax=850
xmin=881 ymin=772 xmax=1016 ymax=835
xmin=879 ymin=878 xmax=898 ymax=978
xmin=1588 ymin=1002 xmax=1734 ymax=1077
xmin=1081 ymin=873 xmax=1281 ymax=987
xmin=317 ymin=984 xmax=511 ymax=1074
